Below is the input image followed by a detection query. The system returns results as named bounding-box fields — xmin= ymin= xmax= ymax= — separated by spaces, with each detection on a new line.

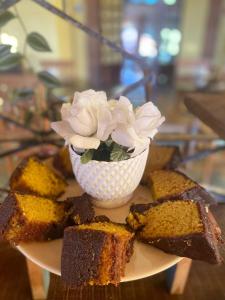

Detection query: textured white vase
xmin=69 ymin=146 xmax=149 ymax=208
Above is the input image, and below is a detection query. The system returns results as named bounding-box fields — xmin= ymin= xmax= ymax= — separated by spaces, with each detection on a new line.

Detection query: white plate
xmin=18 ymin=180 xmax=182 ymax=282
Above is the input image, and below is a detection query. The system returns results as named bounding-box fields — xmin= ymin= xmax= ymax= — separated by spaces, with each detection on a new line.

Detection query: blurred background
xmin=0 ymin=1 xmax=225 ymax=299
xmin=0 ymin=0 xmax=225 ymax=193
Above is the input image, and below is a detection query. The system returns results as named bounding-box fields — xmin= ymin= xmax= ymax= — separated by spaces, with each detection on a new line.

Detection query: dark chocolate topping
xmin=150 ymin=169 xmax=216 ymax=205
xmin=61 ymin=227 xmax=107 ymax=287
xmin=146 ymin=233 xmax=221 ymax=264
xmin=66 ymin=193 xmax=95 ymax=225
xmin=93 ymin=215 xmax=110 ymax=223
xmin=53 ymin=147 xmax=73 ymax=178
xmin=164 ymin=146 xmax=182 ymax=169
xmin=157 ymin=185 xmax=216 ymax=206
xmin=0 ymin=193 xmax=17 ymax=238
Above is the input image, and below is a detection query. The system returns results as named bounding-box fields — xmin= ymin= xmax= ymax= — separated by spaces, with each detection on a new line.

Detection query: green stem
xmin=14 ymin=6 xmax=28 ymax=34
xmin=14 ymin=5 xmax=33 ymax=71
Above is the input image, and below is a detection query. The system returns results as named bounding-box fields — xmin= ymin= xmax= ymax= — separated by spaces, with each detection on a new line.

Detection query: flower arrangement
xmin=51 ymin=90 xmax=165 ymax=163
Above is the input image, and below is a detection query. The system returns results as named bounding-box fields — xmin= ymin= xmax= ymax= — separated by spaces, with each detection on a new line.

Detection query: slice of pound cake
xmin=61 ymin=222 xmax=134 ymax=287
xmin=53 ymin=146 xmax=73 ymax=178
xmin=148 ymin=169 xmax=215 ymax=204
xmin=0 ymin=192 xmax=68 ymax=244
xmin=10 ymin=156 xmax=67 ymax=199
xmin=142 ymin=145 xmax=181 ymax=184
xmin=126 ymin=200 xmax=222 ymax=264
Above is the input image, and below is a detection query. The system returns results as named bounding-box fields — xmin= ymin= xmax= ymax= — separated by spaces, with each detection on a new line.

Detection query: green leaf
xmin=0 ymin=53 xmax=22 ymax=71
xmin=0 ymin=11 xmax=15 ymax=27
xmin=27 ymin=32 xmax=51 ymax=52
xmin=0 ymin=44 xmax=11 ymax=56
xmin=41 ymin=110 xmax=49 ymax=118
xmin=15 ymin=88 xmax=34 ymax=98
xmin=80 ymin=149 xmax=94 ymax=164
xmin=24 ymin=110 xmax=34 ymax=126
xmin=92 ymin=142 xmax=110 ymax=162
xmin=104 ymin=138 xmax=113 ymax=147
xmin=38 ymin=71 xmax=61 ymax=89
xmin=110 ymin=143 xmax=129 ymax=162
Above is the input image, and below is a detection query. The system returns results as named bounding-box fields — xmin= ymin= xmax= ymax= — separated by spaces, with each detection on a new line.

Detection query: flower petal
xmin=69 ymin=135 xmax=100 ymax=149
xmin=112 ymin=125 xmax=150 ymax=157
xmin=134 ymin=101 xmax=165 ymax=137
xmin=73 ymin=89 xmax=107 ymax=108
xmin=112 ymin=96 xmax=135 ymax=125
xmin=111 ymin=126 xmax=137 ymax=148
xmin=108 ymin=99 xmax=118 ymax=110
xmin=51 ymin=121 xmax=74 ymax=140
xmin=134 ymin=116 xmax=165 ymax=136
xmin=130 ymin=137 xmax=150 ymax=157
xmin=135 ymin=101 xmax=161 ymax=118
xmin=68 ymin=108 xmax=97 ymax=137
xmin=97 ymin=106 xmax=115 ymax=141
xmin=61 ymin=103 xmax=72 ymax=119
xmin=91 ymin=91 xmax=107 ymax=106
xmin=73 ymin=89 xmax=96 ymax=105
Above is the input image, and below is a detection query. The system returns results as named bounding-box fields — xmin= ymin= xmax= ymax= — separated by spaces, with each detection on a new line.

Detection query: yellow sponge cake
xmin=0 ymin=192 xmax=68 ymax=244
xmin=10 ymin=156 xmax=67 ymax=199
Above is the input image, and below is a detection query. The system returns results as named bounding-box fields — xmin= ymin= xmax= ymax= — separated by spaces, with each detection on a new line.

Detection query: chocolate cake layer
xmin=165 ymin=146 xmax=182 ymax=169
xmin=53 ymin=147 xmax=73 ymax=178
xmin=93 ymin=215 xmax=110 ymax=223
xmin=62 ymin=228 xmax=108 ymax=287
xmin=0 ymin=193 xmax=16 ymax=239
xmin=66 ymin=194 xmax=95 ymax=225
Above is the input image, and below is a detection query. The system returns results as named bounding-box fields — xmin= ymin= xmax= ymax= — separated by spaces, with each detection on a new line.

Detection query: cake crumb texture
xmin=0 ymin=192 xmax=68 ymax=244
xmin=10 ymin=156 xmax=67 ymax=198
xmin=149 ymin=170 xmax=196 ymax=200
xmin=61 ymin=222 xmax=134 ymax=287
xmin=127 ymin=200 xmax=222 ymax=264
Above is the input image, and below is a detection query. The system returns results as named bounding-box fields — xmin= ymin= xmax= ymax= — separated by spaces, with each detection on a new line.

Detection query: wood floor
xmin=1 ymin=240 xmax=225 ymax=300
xmin=47 ymin=261 xmax=225 ymax=300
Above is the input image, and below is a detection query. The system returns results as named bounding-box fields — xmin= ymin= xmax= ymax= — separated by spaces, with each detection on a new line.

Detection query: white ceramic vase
xmin=69 ymin=146 xmax=149 ymax=208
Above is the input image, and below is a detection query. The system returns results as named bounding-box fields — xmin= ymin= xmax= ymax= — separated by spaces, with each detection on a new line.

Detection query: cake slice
xmin=142 ymin=145 xmax=181 ymax=184
xmin=126 ymin=200 xmax=222 ymax=264
xmin=10 ymin=156 xmax=67 ymax=199
xmin=66 ymin=193 xmax=94 ymax=225
xmin=61 ymin=222 xmax=134 ymax=287
xmin=53 ymin=147 xmax=73 ymax=178
xmin=148 ymin=169 xmax=215 ymax=204
xmin=0 ymin=192 xmax=68 ymax=244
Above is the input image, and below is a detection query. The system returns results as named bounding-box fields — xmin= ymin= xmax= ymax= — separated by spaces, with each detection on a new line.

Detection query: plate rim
xmin=17 ymin=243 xmax=182 ymax=282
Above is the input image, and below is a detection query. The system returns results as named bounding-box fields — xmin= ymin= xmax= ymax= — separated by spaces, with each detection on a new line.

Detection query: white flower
xmin=134 ymin=102 xmax=165 ymax=139
xmin=111 ymin=125 xmax=149 ymax=157
xmin=97 ymin=105 xmax=116 ymax=141
xmin=111 ymin=96 xmax=135 ymax=125
xmin=108 ymin=99 xmax=118 ymax=110
xmin=111 ymin=97 xmax=165 ymax=157
xmin=51 ymin=90 xmax=165 ymax=158
xmin=51 ymin=89 xmax=114 ymax=150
